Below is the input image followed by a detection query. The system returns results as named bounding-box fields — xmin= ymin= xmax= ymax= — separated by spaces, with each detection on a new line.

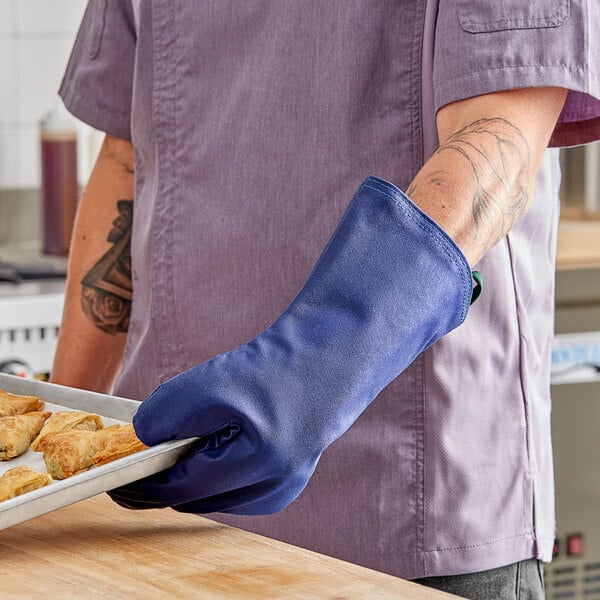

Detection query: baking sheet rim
xmin=0 ymin=374 xmax=195 ymax=530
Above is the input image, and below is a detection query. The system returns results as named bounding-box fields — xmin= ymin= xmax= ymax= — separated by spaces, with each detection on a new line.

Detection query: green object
xmin=471 ymin=271 xmax=483 ymax=304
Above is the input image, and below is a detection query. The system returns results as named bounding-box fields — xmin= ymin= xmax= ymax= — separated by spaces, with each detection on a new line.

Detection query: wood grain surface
xmin=557 ymin=219 xmax=600 ymax=270
xmin=0 ymin=494 xmax=460 ymax=599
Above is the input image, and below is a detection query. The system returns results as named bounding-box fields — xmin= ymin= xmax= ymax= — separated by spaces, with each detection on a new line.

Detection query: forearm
xmin=50 ymin=135 xmax=134 ymax=393
xmin=408 ymin=87 xmax=568 ymax=266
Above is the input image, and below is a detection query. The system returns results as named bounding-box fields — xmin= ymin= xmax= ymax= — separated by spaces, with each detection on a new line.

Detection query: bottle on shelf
xmin=40 ymin=97 xmax=79 ymax=256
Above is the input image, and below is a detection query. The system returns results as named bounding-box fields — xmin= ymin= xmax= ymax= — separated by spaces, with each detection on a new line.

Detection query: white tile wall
xmin=17 ymin=123 xmax=39 ymax=190
xmin=0 ymin=38 xmax=16 ymax=124
xmin=16 ymin=0 xmax=88 ymax=34
xmin=0 ymin=0 xmax=14 ymax=35
xmin=17 ymin=37 xmax=76 ymax=122
xmin=0 ymin=0 xmax=90 ymax=189
xmin=0 ymin=127 xmax=18 ymax=188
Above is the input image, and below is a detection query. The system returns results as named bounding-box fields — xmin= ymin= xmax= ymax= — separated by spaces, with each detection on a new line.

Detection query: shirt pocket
xmin=81 ymin=0 xmax=108 ymax=58
xmin=458 ymin=0 xmax=570 ymax=33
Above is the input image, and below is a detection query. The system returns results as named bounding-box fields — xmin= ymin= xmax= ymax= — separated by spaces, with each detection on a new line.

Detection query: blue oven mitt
xmin=109 ymin=176 xmax=476 ymax=515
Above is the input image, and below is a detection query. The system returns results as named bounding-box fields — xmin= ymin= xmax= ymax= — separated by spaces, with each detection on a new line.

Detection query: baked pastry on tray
xmin=31 ymin=410 xmax=104 ymax=451
xmin=92 ymin=423 xmax=148 ymax=466
xmin=0 ymin=466 xmax=52 ymax=502
xmin=38 ymin=425 xmax=120 ymax=479
xmin=0 ymin=411 xmax=51 ymax=460
xmin=0 ymin=390 xmax=44 ymax=418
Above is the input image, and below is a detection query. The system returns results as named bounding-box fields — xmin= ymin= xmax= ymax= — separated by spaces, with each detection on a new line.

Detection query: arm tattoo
xmin=408 ymin=118 xmax=531 ymax=256
xmin=81 ymin=200 xmax=133 ymax=335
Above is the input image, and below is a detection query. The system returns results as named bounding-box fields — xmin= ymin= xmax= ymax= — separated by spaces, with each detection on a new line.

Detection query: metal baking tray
xmin=0 ymin=373 xmax=195 ymax=530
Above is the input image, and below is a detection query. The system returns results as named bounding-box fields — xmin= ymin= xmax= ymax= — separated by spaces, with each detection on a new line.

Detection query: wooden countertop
xmin=557 ymin=219 xmax=600 ymax=271
xmin=0 ymin=494 xmax=459 ymax=599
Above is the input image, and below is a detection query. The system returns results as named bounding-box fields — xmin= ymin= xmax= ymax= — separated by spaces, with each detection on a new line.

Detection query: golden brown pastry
xmin=38 ymin=425 xmax=119 ymax=479
xmin=31 ymin=410 xmax=104 ymax=451
xmin=0 ymin=389 xmax=44 ymax=417
xmin=0 ymin=411 xmax=51 ymax=460
xmin=0 ymin=466 xmax=53 ymax=502
xmin=92 ymin=423 xmax=149 ymax=466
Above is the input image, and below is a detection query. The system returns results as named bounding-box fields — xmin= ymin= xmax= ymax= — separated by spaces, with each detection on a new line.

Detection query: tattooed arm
xmin=408 ymin=87 xmax=568 ymax=265
xmin=49 ymin=89 xmax=564 ymax=393
xmin=50 ymin=135 xmax=134 ymax=393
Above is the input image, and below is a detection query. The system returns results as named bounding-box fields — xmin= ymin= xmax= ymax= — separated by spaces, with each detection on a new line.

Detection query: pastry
xmin=38 ymin=425 xmax=119 ymax=479
xmin=0 ymin=389 xmax=44 ymax=417
xmin=31 ymin=410 xmax=104 ymax=451
xmin=0 ymin=466 xmax=53 ymax=502
xmin=0 ymin=412 xmax=51 ymax=460
xmin=92 ymin=423 xmax=148 ymax=466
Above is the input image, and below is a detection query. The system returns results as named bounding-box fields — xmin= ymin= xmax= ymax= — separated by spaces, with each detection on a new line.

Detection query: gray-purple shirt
xmin=60 ymin=0 xmax=600 ymax=579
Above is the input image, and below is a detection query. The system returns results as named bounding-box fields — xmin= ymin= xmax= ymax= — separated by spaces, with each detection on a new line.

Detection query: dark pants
xmin=413 ymin=559 xmax=545 ymax=599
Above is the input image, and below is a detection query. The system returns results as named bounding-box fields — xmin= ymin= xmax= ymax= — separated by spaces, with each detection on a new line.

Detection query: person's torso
xmin=115 ymin=0 xmax=558 ymax=579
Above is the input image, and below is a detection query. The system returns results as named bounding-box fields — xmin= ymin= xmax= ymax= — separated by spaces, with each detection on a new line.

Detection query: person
xmin=51 ymin=1 xmax=600 ymax=597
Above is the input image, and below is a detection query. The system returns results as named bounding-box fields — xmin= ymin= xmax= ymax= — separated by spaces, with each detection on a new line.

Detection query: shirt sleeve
xmin=433 ymin=0 xmax=600 ymax=147
xmin=59 ymin=0 xmax=136 ymax=140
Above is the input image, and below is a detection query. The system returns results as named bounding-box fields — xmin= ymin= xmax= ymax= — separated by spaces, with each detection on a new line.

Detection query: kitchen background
xmin=0 ymin=0 xmax=91 ymax=185
xmin=0 ymin=0 xmax=97 ymax=246
xmin=1 ymin=2 xmax=600 ymax=598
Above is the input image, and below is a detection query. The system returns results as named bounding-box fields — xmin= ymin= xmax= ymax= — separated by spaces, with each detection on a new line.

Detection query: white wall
xmin=0 ymin=0 xmax=95 ymax=190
